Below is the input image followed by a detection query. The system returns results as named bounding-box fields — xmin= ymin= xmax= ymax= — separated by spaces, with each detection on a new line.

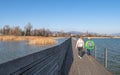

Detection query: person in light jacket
xmin=76 ymin=37 xmax=84 ymax=59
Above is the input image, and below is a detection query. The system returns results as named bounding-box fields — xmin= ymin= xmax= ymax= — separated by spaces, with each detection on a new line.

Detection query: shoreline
xmin=83 ymin=36 xmax=120 ymax=39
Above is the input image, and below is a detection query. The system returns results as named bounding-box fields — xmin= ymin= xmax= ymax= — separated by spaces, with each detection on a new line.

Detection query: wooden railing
xmin=0 ymin=38 xmax=73 ymax=75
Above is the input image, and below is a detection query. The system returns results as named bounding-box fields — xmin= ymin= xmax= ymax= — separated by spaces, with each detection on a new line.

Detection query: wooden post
xmin=104 ymin=48 xmax=107 ymax=68
xmin=94 ymin=46 xmax=96 ymax=59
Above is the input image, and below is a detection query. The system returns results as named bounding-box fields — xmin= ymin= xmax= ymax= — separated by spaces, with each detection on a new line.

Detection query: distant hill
xmin=68 ymin=31 xmax=99 ymax=35
xmin=67 ymin=31 xmax=82 ymax=34
xmin=111 ymin=33 xmax=120 ymax=36
xmin=53 ymin=30 xmax=102 ymax=36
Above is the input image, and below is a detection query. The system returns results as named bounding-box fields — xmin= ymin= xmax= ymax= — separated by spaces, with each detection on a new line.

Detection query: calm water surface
xmin=0 ymin=38 xmax=68 ymax=64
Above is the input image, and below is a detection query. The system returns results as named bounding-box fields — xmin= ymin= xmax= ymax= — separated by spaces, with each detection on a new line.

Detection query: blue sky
xmin=0 ymin=0 xmax=120 ymax=34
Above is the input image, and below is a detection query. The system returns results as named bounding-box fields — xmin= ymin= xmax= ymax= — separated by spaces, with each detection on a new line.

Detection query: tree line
xmin=0 ymin=23 xmax=71 ymax=37
xmin=0 ymin=23 xmax=105 ymax=37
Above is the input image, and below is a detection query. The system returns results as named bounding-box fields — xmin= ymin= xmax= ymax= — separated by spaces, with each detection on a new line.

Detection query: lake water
xmin=84 ymin=38 xmax=120 ymax=75
xmin=0 ymin=38 xmax=68 ymax=64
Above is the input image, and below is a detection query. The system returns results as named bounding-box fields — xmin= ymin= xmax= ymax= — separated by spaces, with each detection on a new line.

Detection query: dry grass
xmin=0 ymin=36 xmax=25 ymax=41
xmin=28 ymin=37 xmax=56 ymax=45
xmin=0 ymin=36 xmax=56 ymax=45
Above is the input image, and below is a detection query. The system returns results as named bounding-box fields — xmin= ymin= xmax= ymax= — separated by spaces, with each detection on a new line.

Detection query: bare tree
xmin=24 ymin=23 xmax=32 ymax=36
xmin=45 ymin=29 xmax=52 ymax=37
xmin=10 ymin=26 xmax=22 ymax=36
xmin=0 ymin=28 xmax=3 ymax=35
xmin=31 ymin=29 xmax=40 ymax=36
xmin=31 ymin=28 xmax=52 ymax=36
xmin=3 ymin=25 xmax=10 ymax=35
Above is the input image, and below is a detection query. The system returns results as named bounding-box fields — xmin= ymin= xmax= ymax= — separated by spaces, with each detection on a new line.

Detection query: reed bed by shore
xmin=0 ymin=36 xmax=57 ymax=45
xmin=28 ymin=38 xmax=56 ymax=45
xmin=0 ymin=36 xmax=25 ymax=41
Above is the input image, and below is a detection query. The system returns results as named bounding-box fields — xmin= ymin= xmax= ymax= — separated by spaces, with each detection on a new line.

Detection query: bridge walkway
xmin=68 ymin=38 xmax=112 ymax=75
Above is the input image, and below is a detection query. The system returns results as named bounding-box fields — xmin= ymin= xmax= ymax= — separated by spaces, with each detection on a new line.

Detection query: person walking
xmin=76 ymin=37 xmax=84 ymax=59
xmin=85 ymin=37 xmax=95 ymax=56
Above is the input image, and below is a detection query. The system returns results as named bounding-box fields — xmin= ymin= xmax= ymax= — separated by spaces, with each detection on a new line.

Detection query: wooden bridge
xmin=68 ymin=38 xmax=112 ymax=75
xmin=0 ymin=38 xmax=113 ymax=75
